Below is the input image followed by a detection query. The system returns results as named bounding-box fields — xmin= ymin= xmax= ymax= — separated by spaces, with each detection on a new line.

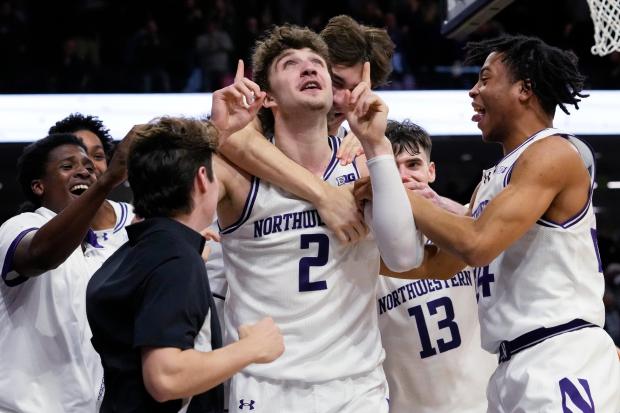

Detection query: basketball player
xmin=209 ymin=24 xmax=423 ymax=412
xmin=320 ymin=14 xmax=394 ymax=139
xmin=372 ymin=35 xmax=620 ymax=412
xmin=377 ymin=119 xmax=496 ymax=413
xmin=49 ymin=113 xmax=135 ymax=267
xmin=317 ymin=18 xmax=494 ymax=411
xmin=0 ymin=130 xmax=133 ymax=412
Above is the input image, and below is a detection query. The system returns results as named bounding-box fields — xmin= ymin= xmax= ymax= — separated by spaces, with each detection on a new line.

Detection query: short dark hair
xmin=320 ymin=15 xmax=394 ymax=88
xmin=464 ymin=34 xmax=587 ymax=116
xmin=49 ymin=113 xmax=114 ymax=159
xmin=17 ymin=134 xmax=87 ymax=207
xmin=385 ymin=119 xmax=432 ymax=160
xmin=128 ymin=117 xmax=219 ymax=219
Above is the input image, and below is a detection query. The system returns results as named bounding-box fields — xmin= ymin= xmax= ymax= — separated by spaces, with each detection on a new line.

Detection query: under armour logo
xmin=482 ymin=170 xmax=492 ymax=184
xmin=102 ymin=232 xmax=108 ymax=241
xmin=239 ymin=399 xmax=255 ymax=410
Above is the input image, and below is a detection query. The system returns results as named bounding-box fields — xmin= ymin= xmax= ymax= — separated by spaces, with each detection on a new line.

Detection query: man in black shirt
xmin=86 ymin=117 xmax=284 ymax=413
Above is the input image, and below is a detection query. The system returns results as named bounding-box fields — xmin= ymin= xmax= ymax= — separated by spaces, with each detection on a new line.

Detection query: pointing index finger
xmin=362 ymin=61 xmax=371 ymax=86
xmin=235 ymin=59 xmax=245 ymax=82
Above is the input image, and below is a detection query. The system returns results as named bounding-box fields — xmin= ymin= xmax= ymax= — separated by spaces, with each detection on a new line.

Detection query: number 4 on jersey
xmin=474 ymin=265 xmax=495 ymax=302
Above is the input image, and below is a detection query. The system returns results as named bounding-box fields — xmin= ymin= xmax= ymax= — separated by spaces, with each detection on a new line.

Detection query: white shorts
xmin=487 ymin=327 xmax=620 ymax=413
xmin=229 ymin=365 xmax=389 ymax=413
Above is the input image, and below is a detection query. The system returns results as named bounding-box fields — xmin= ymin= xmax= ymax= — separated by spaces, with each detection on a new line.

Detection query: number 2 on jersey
xmin=298 ymin=234 xmax=329 ymax=292
xmin=408 ymin=296 xmax=462 ymax=359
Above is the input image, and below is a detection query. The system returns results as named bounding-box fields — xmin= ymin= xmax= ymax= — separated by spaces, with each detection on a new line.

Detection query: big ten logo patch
xmin=336 ymin=173 xmax=356 ymax=186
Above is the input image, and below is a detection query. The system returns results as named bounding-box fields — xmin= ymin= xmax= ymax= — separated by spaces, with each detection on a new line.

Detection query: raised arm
xmin=344 ymin=62 xmax=424 ymax=271
xmin=12 ymin=128 xmax=136 ymax=278
xmin=211 ymin=60 xmax=367 ymax=243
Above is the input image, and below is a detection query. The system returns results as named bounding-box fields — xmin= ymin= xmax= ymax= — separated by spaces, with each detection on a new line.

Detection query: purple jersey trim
xmin=536 ymin=136 xmax=596 ymax=229
xmin=112 ymin=202 xmax=129 ymax=233
xmin=323 ymin=135 xmax=340 ymax=181
xmin=2 ymin=227 xmax=38 ymax=287
xmin=219 ymin=176 xmax=260 ymax=235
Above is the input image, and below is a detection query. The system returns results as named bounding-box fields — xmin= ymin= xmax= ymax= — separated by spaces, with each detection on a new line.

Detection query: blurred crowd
xmin=1 ymin=0 xmax=620 ymax=94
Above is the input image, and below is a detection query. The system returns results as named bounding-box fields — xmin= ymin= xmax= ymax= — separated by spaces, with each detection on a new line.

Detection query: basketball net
xmin=587 ymin=0 xmax=620 ymax=56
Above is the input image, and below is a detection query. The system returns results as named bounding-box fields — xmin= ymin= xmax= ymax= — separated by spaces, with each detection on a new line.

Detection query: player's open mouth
xmin=472 ymin=103 xmax=485 ymax=123
xmin=300 ymin=80 xmax=321 ymax=91
xmin=70 ymin=184 xmax=89 ymax=195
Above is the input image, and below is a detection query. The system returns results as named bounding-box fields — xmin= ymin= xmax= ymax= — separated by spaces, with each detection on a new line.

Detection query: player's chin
xmin=305 ymin=100 xmax=330 ymax=112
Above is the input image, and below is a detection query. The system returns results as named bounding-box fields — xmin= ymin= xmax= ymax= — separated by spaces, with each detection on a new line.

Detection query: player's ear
xmin=195 ymin=166 xmax=210 ymax=195
xmin=31 ymin=179 xmax=44 ymax=197
xmin=263 ymin=93 xmax=277 ymax=109
xmin=518 ymin=79 xmax=533 ymax=102
xmin=428 ymin=161 xmax=436 ymax=183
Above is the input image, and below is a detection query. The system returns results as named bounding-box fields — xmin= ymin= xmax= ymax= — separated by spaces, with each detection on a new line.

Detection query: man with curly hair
xmin=377 ymin=35 xmax=620 ymax=412
xmin=209 ymin=24 xmax=423 ymax=412
xmin=49 ymin=113 xmax=135 ymax=268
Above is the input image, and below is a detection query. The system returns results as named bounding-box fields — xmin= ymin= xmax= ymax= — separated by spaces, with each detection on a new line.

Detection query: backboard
xmin=441 ymin=0 xmax=516 ymax=40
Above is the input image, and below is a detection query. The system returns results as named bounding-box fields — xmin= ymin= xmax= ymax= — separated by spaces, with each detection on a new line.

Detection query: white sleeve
xmin=364 ymin=155 xmax=424 ymax=272
xmin=0 ymin=213 xmax=42 ymax=287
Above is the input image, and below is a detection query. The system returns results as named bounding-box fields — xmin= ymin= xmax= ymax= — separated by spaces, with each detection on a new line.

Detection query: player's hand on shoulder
xmin=238 ymin=317 xmax=284 ymax=363
xmin=199 ymin=227 xmax=220 ymax=262
xmin=342 ymin=62 xmax=388 ymax=150
xmin=336 ymin=132 xmax=364 ymax=166
xmin=211 ymin=60 xmax=266 ymax=143
xmin=317 ymin=183 xmax=368 ymax=244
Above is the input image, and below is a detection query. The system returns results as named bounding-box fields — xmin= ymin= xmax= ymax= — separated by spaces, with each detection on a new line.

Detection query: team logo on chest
xmin=335 ymin=172 xmax=356 ymax=186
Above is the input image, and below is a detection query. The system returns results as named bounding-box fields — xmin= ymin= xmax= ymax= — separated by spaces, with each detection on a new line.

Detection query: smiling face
xmin=73 ymin=129 xmax=108 ymax=177
xmin=329 ymin=62 xmax=364 ymax=132
xmin=469 ymin=52 xmax=523 ymax=143
xmin=32 ymin=144 xmax=96 ymax=213
xmin=265 ymin=48 xmax=333 ymax=116
xmin=395 ymin=148 xmax=435 ymax=185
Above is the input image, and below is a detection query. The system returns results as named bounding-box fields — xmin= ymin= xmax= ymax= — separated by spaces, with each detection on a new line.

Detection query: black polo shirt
xmin=86 ymin=217 xmax=223 ymax=413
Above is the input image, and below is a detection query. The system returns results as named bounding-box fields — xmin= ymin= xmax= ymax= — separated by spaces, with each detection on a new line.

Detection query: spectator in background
xmin=0 ymin=0 xmax=29 ymax=92
xmin=54 ymin=36 xmax=100 ymax=92
xmin=126 ymin=16 xmax=171 ymax=92
xmin=196 ymin=19 xmax=233 ymax=91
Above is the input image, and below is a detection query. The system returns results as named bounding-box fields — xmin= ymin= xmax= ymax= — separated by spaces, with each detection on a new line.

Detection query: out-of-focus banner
xmin=0 ymin=90 xmax=618 ymax=142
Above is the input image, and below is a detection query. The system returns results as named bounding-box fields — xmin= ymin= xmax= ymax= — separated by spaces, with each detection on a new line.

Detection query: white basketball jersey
xmin=471 ymin=128 xmax=605 ymax=353
xmin=220 ymin=136 xmax=383 ymax=381
xmin=0 ymin=207 xmax=99 ymax=412
xmin=377 ymin=267 xmax=496 ymax=413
